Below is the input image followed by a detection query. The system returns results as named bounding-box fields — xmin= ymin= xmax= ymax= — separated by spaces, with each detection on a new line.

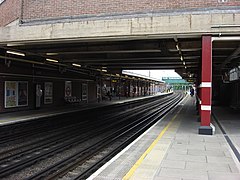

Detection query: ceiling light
xmin=102 ymin=69 xmax=107 ymax=72
xmin=46 ymin=58 xmax=58 ymax=63
xmin=116 ymin=74 xmax=120 ymax=76
xmin=102 ymin=67 xmax=107 ymax=69
xmin=183 ymin=61 xmax=186 ymax=65
xmin=180 ymin=56 xmax=183 ymax=61
xmin=7 ymin=43 xmax=24 ymax=46
xmin=46 ymin=53 xmax=59 ymax=55
xmin=185 ymin=66 xmax=187 ymax=69
xmin=7 ymin=50 xmax=25 ymax=56
xmin=72 ymin=63 xmax=81 ymax=67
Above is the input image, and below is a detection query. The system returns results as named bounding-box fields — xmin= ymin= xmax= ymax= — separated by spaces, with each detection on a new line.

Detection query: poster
xmin=18 ymin=82 xmax=28 ymax=106
xmin=44 ymin=82 xmax=53 ymax=104
xmin=65 ymin=81 xmax=72 ymax=97
xmin=82 ymin=83 xmax=88 ymax=101
xmin=5 ymin=81 xmax=29 ymax=108
xmin=5 ymin=81 xmax=17 ymax=108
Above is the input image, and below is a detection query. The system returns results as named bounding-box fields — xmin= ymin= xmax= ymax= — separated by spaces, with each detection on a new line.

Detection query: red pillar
xmin=199 ymin=35 xmax=213 ymax=135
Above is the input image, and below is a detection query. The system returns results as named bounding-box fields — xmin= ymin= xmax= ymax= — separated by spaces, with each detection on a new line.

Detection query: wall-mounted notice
xmin=18 ymin=82 xmax=28 ymax=106
xmin=5 ymin=81 xmax=17 ymax=108
xmin=5 ymin=81 xmax=28 ymax=108
xmin=44 ymin=82 xmax=53 ymax=104
xmin=65 ymin=81 xmax=72 ymax=97
xmin=82 ymin=83 xmax=88 ymax=101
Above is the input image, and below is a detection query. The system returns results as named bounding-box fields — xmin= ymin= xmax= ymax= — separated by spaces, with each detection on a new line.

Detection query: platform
xmin=212 ymin=106 xmax=240 ymax=161
xmin=0 ymin=93 xmax=169 ymax=126
xmin=89 ymin=95 xmax=240 ymax=180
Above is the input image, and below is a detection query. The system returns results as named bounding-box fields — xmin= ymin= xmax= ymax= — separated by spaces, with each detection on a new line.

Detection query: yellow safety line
xmin=123 ymin=113 xmax=179 ymax=180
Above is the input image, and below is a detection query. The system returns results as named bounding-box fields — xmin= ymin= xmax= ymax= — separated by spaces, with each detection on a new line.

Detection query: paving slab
xmin=207 ymin=156 xmax=236 ymax=164
xmin=186 ymin=161 xmax=231 ymax=172
xmin=187 ymin=149 xmax=225 ymax=156
xmin=208 ymin=172 xmax=240 ymax=180
xmin=165 ymin=153 xmax=207 ymax=163
xmin=160 ymin=159 xmax=185 ymax=169
xmin=157 ymin=168 xmax=208 ymax=180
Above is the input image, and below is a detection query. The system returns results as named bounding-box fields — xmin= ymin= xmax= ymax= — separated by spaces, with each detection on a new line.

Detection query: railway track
xmin=0 ymin=93 xmax=183 ymax=179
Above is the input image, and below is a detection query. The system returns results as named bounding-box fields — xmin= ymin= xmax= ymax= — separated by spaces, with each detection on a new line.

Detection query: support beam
xmin=221 ymin=45 xmax=240 ymax=68
xmin=199 ymin=36 xmax=213 ymax=135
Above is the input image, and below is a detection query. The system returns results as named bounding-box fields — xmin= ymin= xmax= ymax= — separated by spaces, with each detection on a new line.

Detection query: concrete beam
xmin=221 ymin=45 xmax=240 ymax=68
xmin=0 ymin=12 xmax=240 ymax=44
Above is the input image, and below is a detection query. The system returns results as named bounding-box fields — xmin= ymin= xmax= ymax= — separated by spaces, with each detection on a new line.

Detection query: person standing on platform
xmin=190 ymin=87 xmax=194 ymax=97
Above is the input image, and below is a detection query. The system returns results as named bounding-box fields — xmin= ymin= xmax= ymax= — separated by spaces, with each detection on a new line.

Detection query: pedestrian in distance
xmin=190 ymin=88 xmax=194 ymax=97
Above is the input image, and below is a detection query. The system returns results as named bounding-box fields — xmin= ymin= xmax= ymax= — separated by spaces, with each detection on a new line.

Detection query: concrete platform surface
xmin=89 ymin=95 xmax=240 ymax=180
xmin=213 ymin=106 xmax=240 ymax=161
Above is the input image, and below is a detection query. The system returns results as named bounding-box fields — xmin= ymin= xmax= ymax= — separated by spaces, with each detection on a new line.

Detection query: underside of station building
xmin=0 ymin=0 xmax=240 ymax=135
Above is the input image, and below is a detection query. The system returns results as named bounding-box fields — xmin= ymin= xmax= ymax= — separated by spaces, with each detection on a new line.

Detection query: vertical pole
xmin=119 ymin=77 xmax=121 ymax=100
xmin=199 ymin=35 xmax=213 ymax=135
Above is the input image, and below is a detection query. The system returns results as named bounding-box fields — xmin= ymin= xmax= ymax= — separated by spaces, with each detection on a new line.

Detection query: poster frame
xmin=82 ymin=83 xmax=88 ymax=102
xmin=65 ymin=81 xmax=72 ymax=97
xmin=44 ymin=82 xmax=53 ymax=104
xmin=4 ymin=81 xmax=28 ymax=108
xmin=17 ymin=81 xmax=28 ymax=107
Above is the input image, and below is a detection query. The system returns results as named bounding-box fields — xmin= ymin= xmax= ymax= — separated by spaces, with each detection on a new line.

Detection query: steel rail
xmin=0 ymin=93 xmax=179 ymax=178
xmin=0 ymin=93 xmax=172 ymax=160
xmin=26 ymin=93 xmax=182 ymax=179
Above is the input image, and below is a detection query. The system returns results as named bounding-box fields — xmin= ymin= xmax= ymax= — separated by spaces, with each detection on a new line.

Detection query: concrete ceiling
xmin=1 ymin=37 xmax=240 ymax=82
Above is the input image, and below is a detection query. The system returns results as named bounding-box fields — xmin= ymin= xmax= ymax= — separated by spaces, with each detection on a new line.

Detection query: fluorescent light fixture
xmin=180 ymin=56 xmax=183 ymax=61
xmin=102 ymin=66 xmax=107 ymax=69
xmin=46 ymin=58 xmax=58 ymax=63
xmin=7 ymin=50 xmax=25 ymax=56
xmin=185 ymin=66 xmax=187 ymax=69
xmin=183 ymin=61 xmax=186 ymax=65
xmin=116 ymin=74 xmax=120 ymax=76
xmin=7 ymin=43 xmax=24 ymax=46
xmin=72 ymin=63 xmax=81 ymax=67
xmin=102 ymin=69 xmax=107 ymax=72
xmin=46 ymin=53 xmax=59 ymax=55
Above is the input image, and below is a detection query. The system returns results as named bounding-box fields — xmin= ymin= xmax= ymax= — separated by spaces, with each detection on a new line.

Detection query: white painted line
xmin=201 ymin=82 xmax=212 ymax=88
xmin=201 ymin=105 xmax=211 ymax=111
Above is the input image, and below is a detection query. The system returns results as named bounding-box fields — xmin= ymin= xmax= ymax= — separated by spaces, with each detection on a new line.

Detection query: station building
xmin=0 ymin=0 xmax=240 ymax=134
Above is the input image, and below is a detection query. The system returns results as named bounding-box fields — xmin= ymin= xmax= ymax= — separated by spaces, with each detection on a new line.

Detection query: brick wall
xmin=0 ymin=0 xmax=21 ymax=27
xmin=21 ymin=0 xmax=240 ymax=21
xmin=1 ymin=0 xmax=240 ymax=26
